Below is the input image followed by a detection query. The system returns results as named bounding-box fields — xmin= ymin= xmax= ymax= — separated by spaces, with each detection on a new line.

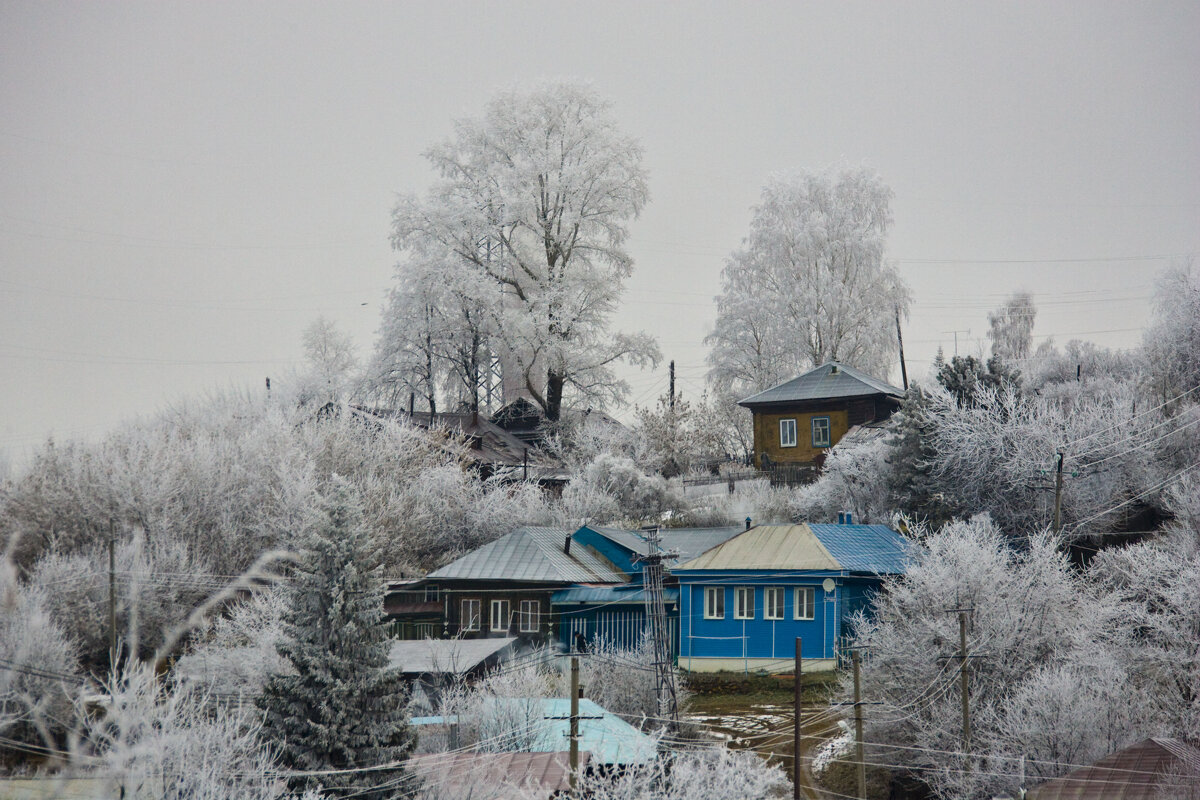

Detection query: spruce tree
xmin=258 ymin=478 xmax=415 ymax=799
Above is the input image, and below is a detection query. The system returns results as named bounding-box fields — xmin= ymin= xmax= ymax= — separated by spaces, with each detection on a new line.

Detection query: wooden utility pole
xmin=108 ymin=520 xmax=117 ymax=670
xmin=793 ymin=637 xmax=802 ymax=800
xmin=668 ymin=360 xmax=676 ymax=412
xmin=958 ymin=611 xmax=971 ymax=755
xmin=569 ymin=655 xmax=580 ymax=791
xmin=1052 ymin=451 xmax=1065 ymax=535
xmin=895 ymin=305 xmax=909 ymax=391
xmin=852 ymin=649 xmax=866 ymax=800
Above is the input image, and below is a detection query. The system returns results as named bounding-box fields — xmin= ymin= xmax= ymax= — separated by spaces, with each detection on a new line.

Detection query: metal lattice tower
xmin=638 ymin=527 xmax=680 ymax=729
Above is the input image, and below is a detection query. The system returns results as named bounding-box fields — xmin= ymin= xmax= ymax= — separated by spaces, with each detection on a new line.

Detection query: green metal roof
xmin=738 ymin=362 xmax=902 ymax=408
xmin=427 ymin=527 xmax=629 ymax=584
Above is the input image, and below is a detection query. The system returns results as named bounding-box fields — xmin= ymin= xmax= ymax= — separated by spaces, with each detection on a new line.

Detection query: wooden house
xmin=739 ymin=362 xmax=902 ymax=480
xmin=673 ymin=520 xmax=912 ymax=673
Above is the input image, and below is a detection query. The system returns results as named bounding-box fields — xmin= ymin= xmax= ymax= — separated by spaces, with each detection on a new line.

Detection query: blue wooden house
xmin=673 ymin=521 xmax=912 ymax=673
xmin=551 ymin=525 xmax=743 ymax=654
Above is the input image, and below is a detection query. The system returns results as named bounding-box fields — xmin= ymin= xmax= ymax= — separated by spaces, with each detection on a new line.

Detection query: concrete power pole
xmin=1052 ymin=451 xmax=1065 ymax=535
xmin=852 ymin=649 xmax=866 ymax=800
xmin=794 ymin=637 xmax=803 ymax=800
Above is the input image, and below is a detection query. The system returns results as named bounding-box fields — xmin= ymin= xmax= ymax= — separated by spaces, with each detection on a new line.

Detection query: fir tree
xmin=258 ymin=478 xmax=415 ymax=799
xmin=889 ymin=385 xmax=958 ymax=529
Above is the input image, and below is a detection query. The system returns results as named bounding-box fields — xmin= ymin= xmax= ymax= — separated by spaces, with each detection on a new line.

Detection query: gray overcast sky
xmin=2 ymin=1 xmax=1198 ymax=460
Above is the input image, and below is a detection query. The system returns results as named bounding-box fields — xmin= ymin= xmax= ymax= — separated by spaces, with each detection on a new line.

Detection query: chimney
xmin=745 ymin=516 xmax=752 ymax=531
xmin=563 ymin=533 xmax=572 ymax=556
xmin=845 ymin=511 xmax=853 ymax=525
xmin=830 ymin=364 xmax=839 ymax=374
xmin=837 ymin=512 xmax=845 ymax=524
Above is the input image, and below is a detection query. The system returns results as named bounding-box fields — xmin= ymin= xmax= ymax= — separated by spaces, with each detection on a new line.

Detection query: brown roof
xmin=1026 ymin=738 xmax=1200 ymax=800
xmin=407 ymin=751 xmax=590 ymax=798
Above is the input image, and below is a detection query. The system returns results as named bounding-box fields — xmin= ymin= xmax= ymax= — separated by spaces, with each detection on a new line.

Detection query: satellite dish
xmin=822 ymin=578 xmax=836 ymax=593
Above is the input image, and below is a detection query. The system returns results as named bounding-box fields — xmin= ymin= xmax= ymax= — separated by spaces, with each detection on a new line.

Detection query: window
xmin=765 ymin=587 xmax=785 ymax=620
xmin=424 ymin=584 xmax=439 ymax=602
xmin=490 ymin=599 xmax=511 ymax=633
xmin=794 ymin=587 xmax=815 ymax=620
xmin=704 ymin=587 xmax=725 ymax=619
xmin=461 ymin=598 xmax=481 ymax=632
xmin=519 ymin=599 xmax=540 ymax=633
xmin=735 ymin=587 xmax=755 ymax=619
xmin=812 ymin=416 xmax=831 ymax=448
xmin=779 ymin=418 xmax=797 ymax=448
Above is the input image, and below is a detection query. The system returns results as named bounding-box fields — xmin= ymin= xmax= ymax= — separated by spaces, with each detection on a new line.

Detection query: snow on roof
xmin=738 ymin=362 xmax=903 ymax=408
xmin=427 ymin=527 xmax=629 ymax=584
xmin=387 ymin=637 xmax=518 ymax=675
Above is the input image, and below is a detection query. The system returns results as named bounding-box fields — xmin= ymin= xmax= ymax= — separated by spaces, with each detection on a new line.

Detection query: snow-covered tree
xmin=1144 ymin=259 xmax=1200 ymax=402
xmin=986 ymin=291 xmax=1036 ymax=362
xmin=706 ymin=167 xmax=910 ymax=395
xmin=561 ymin=453 xmax=678 ymax=525
xmin=633 ymin=392 xmax=724 ymax=478
xmin=391 ymin=81 xmax=660 ymax=421
xmin=298 ymin=316 xmax=359 ymax=406
xmin=75 ymin=661 xmax=285 ymax=800
xmin=258 ymin=479 xmax=416 ymax=798
xmin=0 ymin=554 xmax=78 ymax=754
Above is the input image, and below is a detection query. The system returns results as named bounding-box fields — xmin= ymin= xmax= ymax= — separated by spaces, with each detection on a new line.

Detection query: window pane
xmin=812 ymin=417 xmax=831 ymax=447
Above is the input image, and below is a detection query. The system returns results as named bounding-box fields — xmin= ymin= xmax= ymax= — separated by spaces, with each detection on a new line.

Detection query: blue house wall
xmin=675 ymin=570 xmax=888 ymax=672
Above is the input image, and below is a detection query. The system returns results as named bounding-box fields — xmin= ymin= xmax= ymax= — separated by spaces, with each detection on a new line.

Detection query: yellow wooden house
xmin=739 ymin=362 xmax=903 ymax=480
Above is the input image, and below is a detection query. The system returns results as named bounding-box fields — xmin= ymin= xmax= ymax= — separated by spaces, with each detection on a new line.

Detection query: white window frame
xmin=765 ymin=587 xmax=785 ymax=620
xmin=811 ymin=416 xmax=831 ymax=448
xmin=794 ymin=587 xmax=815 ymax=620
xmin=734 ymin=586 xmax=755 ymax=620
xmin=461 ymin=598 xmax=481 ymax=632
xmin=490 ymin=599 xmax=511 ymax=633
xmin=519 ymin=599 xmax=540 ymax=633
xmin=704 ymin=586 xmax=725 ymax=619
xmin=779 ymin=418 xmax=797 ymax=448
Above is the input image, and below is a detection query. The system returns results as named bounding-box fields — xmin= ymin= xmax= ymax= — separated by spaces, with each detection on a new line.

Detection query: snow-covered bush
xmin=562 ymin=454 xmax=678 ymax=525
xmin=790 ymin=432 xmax=894 ymax=524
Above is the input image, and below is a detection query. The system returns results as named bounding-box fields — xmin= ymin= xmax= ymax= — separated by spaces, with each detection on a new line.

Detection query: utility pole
xmin=1052 ymin=451 xmax=1065 ymax=535
xmin=668 ymin=360 xmax=676 ymax=412
xmin=793 ymin=637 xmax=802 ymax=800
xmin=637 ymin=527 xmax=680 ymax=729
xmin=108 ymin=520 xmax=117 ymax=670
xmin=895 ymin=305 xmax=909 ymax=391
xmin=569 ymin=655 xmax=580 ymax=791
xmin=959 ymin=611 xmax=971 ymax=755
xmin=852 ymin=649 xmax=866 ymax=800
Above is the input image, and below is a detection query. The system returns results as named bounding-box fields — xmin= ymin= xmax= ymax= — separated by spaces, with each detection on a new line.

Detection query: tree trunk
xmin=545 ymin=370 xmax=565 ymax=422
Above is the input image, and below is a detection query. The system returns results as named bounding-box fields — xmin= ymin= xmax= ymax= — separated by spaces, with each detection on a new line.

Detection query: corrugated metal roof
xmin=738 ymin=362 xmax=903 ymax=407
xmin=387 ymin=637 xmax=518 ymax=675
xmin=808 ymin=524 xmax=913 ymax=574
xmin=427 ymin=527 xmax=629 ymax=584
xmin=674 ymin=524 xmax=841 ymax=571
xmin=1027 ymin=738 xmax=1200 ymax=799
xmin=407 ymin=751 xmax=590 ymax=798
xmin=588 ymin=526 xmax=744 ymax=565
xmin=674 ymin=523 xmax=910 ymax=575
xmin=551 ymin=585 xmax=680 ymax=604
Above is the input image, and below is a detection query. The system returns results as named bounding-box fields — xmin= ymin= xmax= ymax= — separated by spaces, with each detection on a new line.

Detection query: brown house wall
xmin=752 ymin=406 xmax=849 ymax=467
xmin=432 ymin=581 xmax=556 ymax=641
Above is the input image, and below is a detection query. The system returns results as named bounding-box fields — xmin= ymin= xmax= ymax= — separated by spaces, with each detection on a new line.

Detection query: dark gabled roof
xmin=407 ymin=751 xmax=590 ymax=799
xmin=426 ymin=527 xmax=629 ymax=584
xmin=1027 ymin=738 xmax=1200 ymax=799
xmin=738 ymin=362 xmax=903 ymax=408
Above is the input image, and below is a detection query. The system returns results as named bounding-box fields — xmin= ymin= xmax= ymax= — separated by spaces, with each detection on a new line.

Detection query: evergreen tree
xmin=258 ymin=479 xmax=415 ymax=799
xmin=889 ymin=385 xmax=958 ymax=529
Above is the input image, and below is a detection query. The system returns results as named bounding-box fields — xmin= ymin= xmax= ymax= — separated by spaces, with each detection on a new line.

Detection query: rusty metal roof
xmin=1026 ymin=738 xmax=1200 ymax=799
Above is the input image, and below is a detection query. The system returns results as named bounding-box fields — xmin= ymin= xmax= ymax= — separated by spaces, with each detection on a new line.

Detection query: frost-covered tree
xmin=298 ymin=315 xmax=359 ymax=406
xmin=1144 ymin=259 xmax=1200 ymax=402
xmin=706 ymin=167 xmax=910 ymax=395
xmin=633 ymin=392 xmax=724 ymax=478
xmin=391 ymin=81 xmax=660 ymax=421
xmin=935 ymin=354 xmax=1021 ymax=408
xmin=0 ymin=555 xmax=78 ymax=754
xmin=986 ymin=291 xmax=1036 ymax=362
xmin=842 ymin=518 xmax=1152 ymax=799
xmin=258 ymin=479 xmax=415 ymax=798
xmin=75 ymin=661 xmax=284 ymax=800
xmin=560 ymin=453 xmax=678 ymax=525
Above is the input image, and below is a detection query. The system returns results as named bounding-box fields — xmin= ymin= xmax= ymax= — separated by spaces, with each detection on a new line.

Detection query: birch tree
xmin=986 ymin=291 xmax=1036 ymax=362
xmin=390 ymin=81 xmax=660 ymax=421
xmin=706 ymin=167 xmax=910 ymax=395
